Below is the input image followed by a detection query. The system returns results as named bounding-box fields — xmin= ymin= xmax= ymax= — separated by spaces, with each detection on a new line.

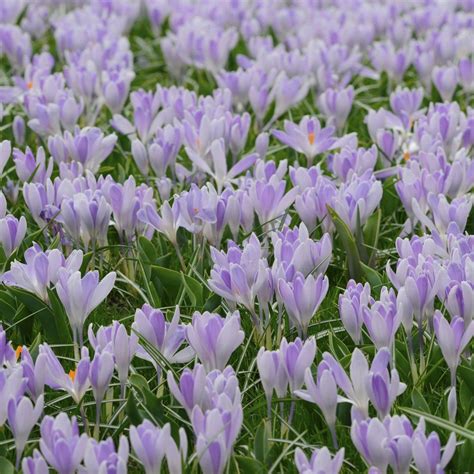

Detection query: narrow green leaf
xmin=0 ymin=457 xmax=14 ymax=474
xmin=254 ymin=420 xmax=270 ymax=464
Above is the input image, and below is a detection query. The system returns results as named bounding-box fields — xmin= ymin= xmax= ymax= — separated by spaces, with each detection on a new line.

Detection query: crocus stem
xmin=288 ymin=400 xmax=295 ymax=425
xmin=173 ymin=242 xmax=186 ymax=271
xmin=73 ymin=330 xmax=79 ymax=362
xmin=407 ymin=331 xmax=418 ymax=384
xmin=94 ymin=401 xmax=101 ymax=440
xmin=329 ymin=423 xmax=338 ymax=449
xmin=417 ymin=316 xmax=425 ymax=374
xmin=80 ymin=404 xmax=89 ymax=435
xmin=266 ymin=396 xmax=272 ymax=422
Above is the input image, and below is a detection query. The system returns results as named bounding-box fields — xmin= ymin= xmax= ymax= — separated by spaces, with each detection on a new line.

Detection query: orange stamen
xmin=308 ymin=132 xmax=315 ymax=145
xmin=69 ymin=369 xmax=76 ymax=381
xmin=27 ymin=81 xmax=33 ymax=89
xmin=15 ymin=345 xmax=23 ymax=360
xmin=403 ymin=151 xmax=410 ymax=162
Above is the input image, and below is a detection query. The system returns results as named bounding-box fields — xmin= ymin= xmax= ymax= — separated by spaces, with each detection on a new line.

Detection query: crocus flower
xmin=0 ymin=140 xmax=11 ymax=175
xmin=0 ymin=214 xmax=27 ymax=257
xmin=278 ymin=272 xmax=329 ymax=337
xmin=331 ymin=145 xmax=378 ymax=182
xmin=55 ymin=269 xmax=116 ymax=347
xmin=89 ymin=349 xmax=114 ymax=430
xmin=22 ymin=450 xmax=49 ymax=474
xmin=280 ymin=337 xmax=316 ymax=392
xmin=2 ymin=245 xmax=83 ymax=302
xmin=294 ymin=446 xmax=345 ymax=474
xmin=130 ymin=420 xmax=186 ymax=474
xmin=256 ymin=347 xmax=289 ymax=417
xmin=132 ymin=305 xmax=194 ymax=374
xmin=192 ymin=404 xmax=242 ymax=474
xmin=82 ymin=436 xmax=129 ymax=474
xmin=339 ymin=280 xmax=372 ymax=345
xmin=186 ymin=311 xmax=244 ymax=372
xmin=0 ymin=325 xmax=15 ymax=366
xmin=294 ymin=363 xmax=339 ymax=447
xmin=412 ymin=419 xmax=456 ymax=474
xmin=444 ymin=280 xmax=474 ymax=328
xmin=39 ymin=413 xmax=88 ymax=474
xmin=13 ymin=146 xmax=53 ymax=183
xmin=318 ymin=86 xmax=355 ymax=131
xmin=432 ymin=66 xmax=458 ymax=102
xmin=433 ymin=310 xmax=474 ymax=387
xmin=138 ymin=200 xmax=181 ymax=246
xmin=458 ymin=58 xmax=474 ymax=93
xmin=7 ymin=394 xmax=44 ymax=467
xmin=0 ymin=368 xmax=25 ymax=426
xmin=13 ymin=116 xmax=25 ymax=146
xmin=272 ymin=116 xmax=335 ymax=165
xmin=19 ymin=346 xmax=45 ymax=402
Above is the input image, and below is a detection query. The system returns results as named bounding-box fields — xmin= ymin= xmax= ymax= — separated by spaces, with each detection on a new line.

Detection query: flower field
xmin=0 ymin=0 xmax=473 ymax=473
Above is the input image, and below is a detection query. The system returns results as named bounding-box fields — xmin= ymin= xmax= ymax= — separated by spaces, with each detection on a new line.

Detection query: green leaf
xmin=151 ymin=265 xmax=203 ymax=306
xmin=360 ymin=262 xmax=383 ymax=290
xmin=363 ymin=208 xmax=381 ymax=266
xmin=411 ymin=388 xmax=430 ymax=413
xmin=254 ymin=420 xmax=270 ymax=464
xmin=399 ymin=407 xmax=474 ymax=440
xmin=138 ymin=235 xmax=157 ymax=264
xmin=0 ymin=457 xmax=14 ymax=474
xmin=234 ymin=455 xmax=266 ymax=474
xmin=126 ymin=390 xmax=143 ymax=425
xmin=129 ymin=373 xmax=149 ymax=392
xmin=327 ymin=206 xmax=363 ymax=281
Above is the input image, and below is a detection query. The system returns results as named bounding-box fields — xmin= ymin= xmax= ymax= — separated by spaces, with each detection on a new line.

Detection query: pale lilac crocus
xmin=130 ymin=420 xmax=186 ymax=474
xmin=432 ymin=66 xmax=458 ymax=102
xmin=294 ymin=446 xmax=344 ymax=474
xmin=55 ymin=268 xmax=116 ymax=350
xmin=13 ymin=146 xmax=53 ymax=183
xmin=318 ymin=86 xmax=355 ymax=131
xmin=7 ymin=394 xmax=44 ymax=467
xmin=22 ymin=450 xmax=48 ymax=474
xmin=186 ymin=311 xmax=244 ymax=372
xmin=339 ymin=280 xmax=372 ymax=345
xmin=82 ymin=436 xmax=129 ymax=474
xmin=294 ymin=363 xmax=339 ymax=447
xmin=256 ymin=347 xmax=288 ymax=418
xmin=278 ymin=272 xmax=329 ymax=337
xmin=39 ymin=413 xmax=88 ymax=474
xmin=280 ymin=337 xmax=317 ymax=392
xmin=0 ymin=214 xmax=27 ymax=257
xmin=132 ymin=305 xmax=194 ymax=380
xmin=272 ymin=116 xmax=335 ymax=165
xmin=0 ymin=368 xmax=25 ymax=426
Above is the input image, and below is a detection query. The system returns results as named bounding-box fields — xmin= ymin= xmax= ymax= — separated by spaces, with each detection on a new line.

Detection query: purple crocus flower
xmin=83 ymin=436 xmax=129 ymax=474
xmin=280 ymin=337 xmax=316 ymax=392
xmin=339 ymin=280 xmax=372 ymax=345
xmin=426 ymin=193 xmax=472 ymax=235
xmin=139 ymin=200 xmax=181 ymax=246
xmin=351 ymin=417 xmax=392 ymax=472
xmin=333 ymin=171 xmax=383 ymax=232
xmin=13 ymin=115 xmax=26 ymax=146
xmin=22 ymin=450 xmax=48 ymax=474
xmin=7 ymin=394 xmax=44 ymax=467
xmin=186 ymin=311 xmax=244 ymax=372
xmin=362 ymin=287 xmax=401 ymax=353
xmin=0 ymin=214 xmax=27 ymax=257
xmin=389 ymin=87 xmax=424 ymax=130
xmin=272 ymin=116 xmax=335 ymax=165
xmin=318 ymin=86 xmax=355 ymax=132
xmin=365 ymin=348 xmax=406 ymax=419
xmin=294 ymin=446 xmax=344 ymax=474
xmin=432 ymin=66 xmax=458 ymax=102
xmin=130 ymin=420 xmax=186 ymax=474
xmin=192 ymin=403 xmax=242 ymax=474
xmin=458 ymin=58 xmax=474 ymax=93
xmin=39 ymin=413 xmax=88 ymax=474
xmin=13 ymin=146 xmax=53 ymax=183
xmin=0 ymin=325 xmax=15 ymax=366
xmin=294 ymin=363 xmax=339 ymax=447
xmin=278 ymin=272 xmax=329 ymax=337
xmin=412 ymin=418 xmax=456 ymax=474
xmin=56 ymin=268 xmax=116 ymax=348
xmin=331 ymin=145 xmax=378 ymax=182
xmin=2 ymin=244 xmax=83 ymax=302
xmin=0 ymin=368 xmax=25 ymax=426
xmin=0 ymin=140 xmax=11 ymax=176
xmin=433 ymin=310 xmax=474 ymax=387
xmin=270 ymin=72 xmax=310 ymax=123
xmin=256 ymin=345 xmax=289 ymax=415
xmin=19 ymin=346 xmax=45 ymax=402
xmin=132 ymin=305 xmax=194 ymax=377
xmin=444 ymin=279 xmax=474 ymax=328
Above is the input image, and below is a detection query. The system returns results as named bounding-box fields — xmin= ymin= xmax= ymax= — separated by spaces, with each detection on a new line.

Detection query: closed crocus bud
xmin=130 ymin=420 xmax=186 ymax=474
xmin=448 ymin=386 xmax=457 ymax=423
xmin=0 ymin=368 xmax=25 ymax=426
xmin=0 ymin=214 xmax=27 ymax=257
xmin=445 ymin=281 xmax=474 ymax=327
xmin=131 ymin=138 xmax=149 ymax=176
xmin=13 ymin=116 xmax=25 ymax=146
xmin=458 ymin=58 xmax=474 ymax=93
xmin=167 ymin=364 xmax=208 ymax=416
xmin=255 ymin=132 xmax=269 ymax=158
xmin=156 ymin=177 xmax=173 ymax=202
xmin=280 ymin=337 xmax=316 ymax=392
xmin=432 ymin=66 xmax=458 ymax=102
xmin=39 ymin=413 xmax=88 ymax=474
xmin=256 ymin=347 xmax=288 ymax=417
xmin=7 ymin=394 xmax=44 ymax=468
xmin=0 ymin=140 xmax=11 ymax=176
xmin=90 ymin=350 xmax=114 ymax=409
xmin=22 ymin=450 xmax=49 ymax=474
xmin=318 ymin=86 xmax=355 ymax=131
xmin=294 ymin=446 xmax=344 ymax=474
xmin=186 ymin=311 xmax=244 ymax=372
xmin=295 ymin=364 xmax=339 ymax=447
xmin=338 ymin=280 xmax=372 ymax=345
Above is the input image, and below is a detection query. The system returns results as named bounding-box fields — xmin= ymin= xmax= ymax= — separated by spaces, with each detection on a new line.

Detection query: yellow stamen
xmin=26 ymin=81 xmax=33 ymax=89
xmin=308 ymin=132 xmax=315 ymax=145
xmin=15 ymin=345 xmax=23 ymax=360
xmin=403 ymin=151 xmax=410 ymax=162
xmin=69 ymin=369 xmax=76 ymax=381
